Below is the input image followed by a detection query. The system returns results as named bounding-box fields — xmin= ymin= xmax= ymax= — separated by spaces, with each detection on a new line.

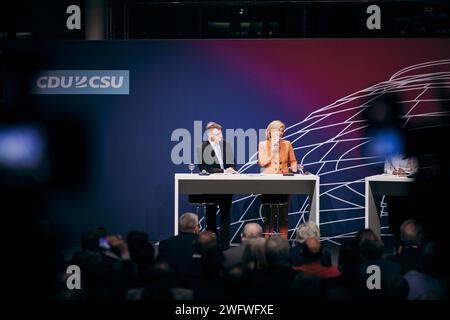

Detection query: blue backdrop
xmin=4 ymin=39 xmax=450 ymax=250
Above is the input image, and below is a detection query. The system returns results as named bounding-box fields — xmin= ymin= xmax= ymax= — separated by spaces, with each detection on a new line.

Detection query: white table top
xmin=175 ymin=173 xmax=319 ymax=181
xmin=365 ymin=174 xmax=415 ymax=182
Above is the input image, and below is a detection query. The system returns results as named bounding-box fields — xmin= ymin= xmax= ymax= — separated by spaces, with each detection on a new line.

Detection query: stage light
xmin=370 ymin=128 xmax=404 ymax=158
xmin=0 ymin=126 xmax=45 ymax=169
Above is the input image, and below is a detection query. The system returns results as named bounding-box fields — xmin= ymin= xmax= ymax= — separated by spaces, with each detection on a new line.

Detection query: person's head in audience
xmin=127 ymin=230 xmax=149 ymax=248
xmin=143 ymin=261 xmax=175 ymax=300
xmin=72 ymin=230 xmax=115 ymax=298
xmin=338 ymin=239 xmax=361 ymax=275
xmin=243 ymin=238 xmax=267 ymax=271
xmin=151 ymin=261 xmax=175 ymax=285
xmin=194 ymin=231 xmax=224 ymax=275
xmin=240 ymin=223 xmax=263 ymax=244
xmin=355 ymin=228 xmax=374 ymax=244
xmin=265 ymin=236 xmax=290 ymax=268
xmin=294 ymin=221 xmax=320 ymax=246
xmin=81 ymin=227 xmax=107 ymax=251
xmin=302 ymin=237 xmax=322 ymax=264
xmin=194 ymin=231 xmax=217 ymax=256
xmin=357 ymin=229 xmax=384 ymax=261
xmin=126 ymin=230 xmax=154 ymax=265
xmin=400 ymin=219 xmax=423 ymax=249
xmin=179 ymin=212 xmax=200 ymax=234
xmin=419 ymin=241 xmax=442 ymax=276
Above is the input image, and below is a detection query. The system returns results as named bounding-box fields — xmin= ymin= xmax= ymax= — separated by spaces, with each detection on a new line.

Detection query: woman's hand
xmin=224 ymin=167 xmax=237 ymax=174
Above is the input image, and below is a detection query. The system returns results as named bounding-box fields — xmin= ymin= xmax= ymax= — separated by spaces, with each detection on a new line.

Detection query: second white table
xmin=365 ymin=174 xmax=415 ymax=236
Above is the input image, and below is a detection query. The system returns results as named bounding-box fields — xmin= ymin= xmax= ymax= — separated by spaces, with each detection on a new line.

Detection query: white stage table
xmin=174 ymin=173 xmax=320 ymax=235
xmin=365 ymin=174 xmax=415 ymax=236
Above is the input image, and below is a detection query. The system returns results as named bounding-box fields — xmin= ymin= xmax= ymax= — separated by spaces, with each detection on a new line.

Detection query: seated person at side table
xmin=384 ymin=154 xmax=418 ymax=176
xmin=383 ymin=154 xmax=419 ymax=245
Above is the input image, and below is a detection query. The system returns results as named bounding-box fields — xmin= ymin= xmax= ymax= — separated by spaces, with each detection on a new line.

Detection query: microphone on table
xmin=283 ymin=167 xmax=295 ymax=176
xmin=300 ymin=166 xmax=305 ymax=175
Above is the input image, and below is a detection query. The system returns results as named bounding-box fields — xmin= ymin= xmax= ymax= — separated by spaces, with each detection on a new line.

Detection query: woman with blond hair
xmin=258 ymin=120 xmax=301 ymax=239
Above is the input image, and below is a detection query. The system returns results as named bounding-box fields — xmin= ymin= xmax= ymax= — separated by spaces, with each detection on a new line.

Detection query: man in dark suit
xmin=194 ymin=121 xmax=236 ymax=250
xmin=357 ymin=229 xmax=403 ymax=299
xmin=157 ymin=212 xmax=200 ymax=285
xmin=387 ymin=219 xmax=424 ymax=274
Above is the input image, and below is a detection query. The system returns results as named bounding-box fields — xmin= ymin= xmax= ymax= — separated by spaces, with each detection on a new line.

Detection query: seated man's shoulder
xmin=224 ymin=244 xmax=244 ymax=255
xmin=160 ymin=233 xmax=197 ymax=246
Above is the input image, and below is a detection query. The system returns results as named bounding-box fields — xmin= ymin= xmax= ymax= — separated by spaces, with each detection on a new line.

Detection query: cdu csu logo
xmin=31 ymin=70 xmax=129 ymax=95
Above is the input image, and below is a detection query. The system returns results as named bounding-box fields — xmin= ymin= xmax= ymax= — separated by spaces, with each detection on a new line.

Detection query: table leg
xmin=309 ymin=179 xmax=320 ymax=227
xmin=174 ymin=177 xmax=179 ymax=236
xmin=365 ymin=180 xmax=380 ymax=235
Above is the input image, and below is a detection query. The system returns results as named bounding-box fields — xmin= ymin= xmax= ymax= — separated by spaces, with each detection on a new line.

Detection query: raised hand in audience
xmin=107 ymin=235 xmax=130 ymax=260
